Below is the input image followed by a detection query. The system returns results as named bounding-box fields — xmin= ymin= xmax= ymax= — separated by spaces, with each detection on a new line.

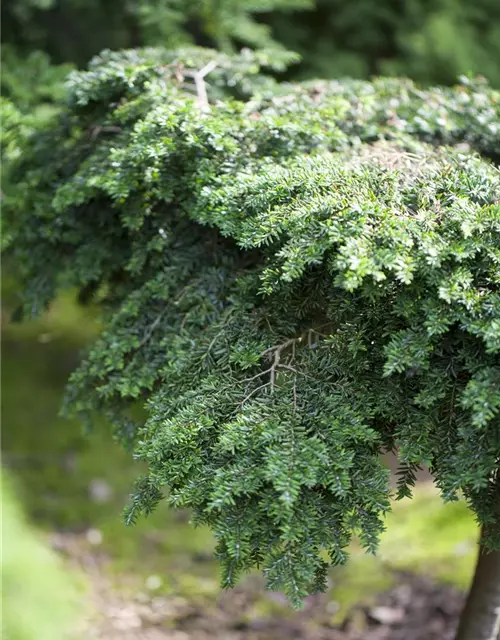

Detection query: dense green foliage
xmin=6 ymin=47 xmax=500 ymax=607
xmin=3 ymin=0 xmax=500 ymax=87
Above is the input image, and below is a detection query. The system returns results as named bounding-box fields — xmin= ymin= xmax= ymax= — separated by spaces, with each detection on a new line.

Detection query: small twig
xmin=241 ymin=368 xmax=273 ymax=385
xmin=241 ymin=339 xmax=297 ymax=406
xmin=201 ymin=307 xmax=236 ymax=361
xmin=240 ymin=363 xmax=310 ymax=389
xmin=202 ymin=329 xmax=225 ymax=361
xmin=259 ymin=337 xmax=298 ymax=361
xmin=137 ymin=311 xmax=166 ymax=348
xmin=278 ymin=364 xmax=312 ymax=377
xmin=240 ymin=331 xmax=325 ymax=406
xmin=240 ymin=382 xmax=271 ymax=406
xmin=276 ymin=363 xmax=299 ymax=374
xmin=174 ymin=62 xmax=185 ymax=84
xmin=180 ymin=312 xmax=190 ymax=332
xmin=174 ymin=279 xmax=201 ymax=305
xmin=186 ymin=60 xmax=218 ymax=113
xmin=89 ymin=125 xmax=122 ymax=140
xmin=448 ymin=383 xmax=456 ymax=428
xmin=270 ymin=346 xmax=280 ymax=388
xmin=198 ymin=59 xmax=219 ymax=79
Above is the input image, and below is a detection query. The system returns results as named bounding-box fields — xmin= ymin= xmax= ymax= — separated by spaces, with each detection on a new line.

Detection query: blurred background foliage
xmin=2 ymin=0 xmax=500 ymax=114
xmin=267 ymin=0 xmax=500 ymax=83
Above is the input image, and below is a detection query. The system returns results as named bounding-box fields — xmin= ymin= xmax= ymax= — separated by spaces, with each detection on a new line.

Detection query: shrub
xmin=5 ymin=48 xmax=500 ymax=635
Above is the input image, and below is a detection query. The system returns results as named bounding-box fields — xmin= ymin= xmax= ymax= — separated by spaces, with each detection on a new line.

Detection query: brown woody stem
xmin=455 ymin=527 xmax=500 ymax=640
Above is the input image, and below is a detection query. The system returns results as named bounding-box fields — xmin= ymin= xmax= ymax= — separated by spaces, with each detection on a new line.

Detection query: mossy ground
xmin=1 ymin=274 xmax=478 ymax=624
xmin=1 ymin=473 xmax=87 ymax=640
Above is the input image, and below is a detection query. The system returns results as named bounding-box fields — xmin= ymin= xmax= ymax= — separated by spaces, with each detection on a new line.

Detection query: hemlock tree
xmin=5 ymin=48 xmax=500 ymax=639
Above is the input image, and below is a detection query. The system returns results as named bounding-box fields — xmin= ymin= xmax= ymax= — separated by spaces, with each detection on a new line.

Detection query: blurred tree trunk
xmin=455 ymin=527 xmax=500 ymax=640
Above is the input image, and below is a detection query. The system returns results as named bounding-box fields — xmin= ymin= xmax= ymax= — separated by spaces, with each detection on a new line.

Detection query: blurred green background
xmin=2 ymin=1 xmax=499 ymax=637
xmin=3 ymin=0 xmax=500 ymax=114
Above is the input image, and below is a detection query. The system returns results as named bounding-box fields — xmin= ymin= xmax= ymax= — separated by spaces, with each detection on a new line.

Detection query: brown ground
xmin=53 ymin=533 xmax=464 ymax=640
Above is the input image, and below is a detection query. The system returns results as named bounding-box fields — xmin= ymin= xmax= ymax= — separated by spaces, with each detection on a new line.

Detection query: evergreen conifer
xmin=5 ymin=47 xmax=500 ymax=637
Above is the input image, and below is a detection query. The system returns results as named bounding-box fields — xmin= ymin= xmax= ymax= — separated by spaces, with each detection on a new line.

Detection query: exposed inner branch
xmin=240 ymin=330 xmax=326 ymax=406
xmin=185 ymin=60 xmax=218 ymax=113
